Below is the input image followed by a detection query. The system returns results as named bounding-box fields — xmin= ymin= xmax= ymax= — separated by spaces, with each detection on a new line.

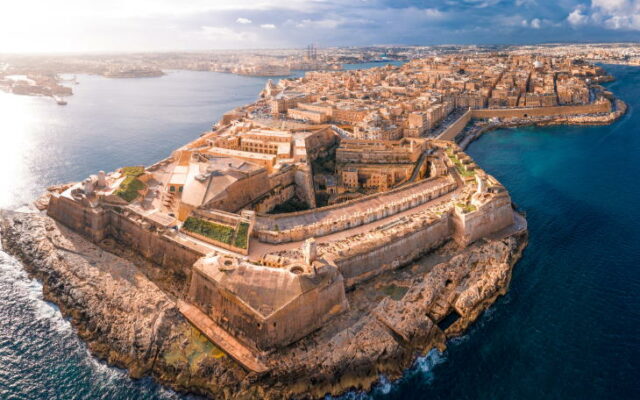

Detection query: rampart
xmin=451 ymin=194 xmax=514 ymax=246
xmin=470 ymin=101 xmax=611 ymax=119
xmin=437 ymin=101 xmax=612 ymax=141
xmin=47 ymin=195 xmax=110 ymax=242
xmin=108 ymin=210 xmax=204 ymax=277
xmin=254 ymin=176 xmax=456 ymax=244
xmin=187 ymin=256 xmax=348 ymax=351
xmin=48 ymin=193 xmax=204 ymax=278
xmin=437 ymin=109 xmax=472 ymax=141
xmin=331 ymin=213 xmax=451 ymax=287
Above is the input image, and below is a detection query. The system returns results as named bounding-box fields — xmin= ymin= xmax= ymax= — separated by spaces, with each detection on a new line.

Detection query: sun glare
xmin=0 ymin=92 xmax=33 ymax=207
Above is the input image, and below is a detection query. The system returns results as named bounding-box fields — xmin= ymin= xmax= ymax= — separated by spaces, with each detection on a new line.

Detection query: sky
xmin=1 ymin=0 xmax=640 ymax=53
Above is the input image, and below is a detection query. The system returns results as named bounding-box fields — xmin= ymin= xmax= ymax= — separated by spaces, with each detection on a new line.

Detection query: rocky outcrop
xmin=0 ymin=211 xmax=246 ymax=398
xmin=0 ymin=211 xmax=527 ymax=399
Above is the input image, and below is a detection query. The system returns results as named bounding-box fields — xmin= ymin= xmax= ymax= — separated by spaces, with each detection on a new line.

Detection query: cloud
xmin=567 ymin=7 xmax=589 ymax=26
xmin=294 ymin=18 xmax=342 ymax=29
xmin=200 ymin=26 xmax=251 ymax=42
xmin=424 ymin=8 xmax=445 ymax=18
xmin=5 ymin=0 xmax=639 ymax=53
xmin=515 ymin=0 xmax=537 ymax=6
xmin=565 ymin=0 xmax=640 ymax=30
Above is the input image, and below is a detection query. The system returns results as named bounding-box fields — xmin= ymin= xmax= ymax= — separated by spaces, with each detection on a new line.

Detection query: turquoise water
xmin=0 ymin=64 xmax=639 ymax=399
xmin=368 ymin=64 xmax=640 ymax=399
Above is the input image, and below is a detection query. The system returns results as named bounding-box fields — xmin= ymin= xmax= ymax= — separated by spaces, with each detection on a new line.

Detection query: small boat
xmin=54 ymin=96 xmax=67 ymax=105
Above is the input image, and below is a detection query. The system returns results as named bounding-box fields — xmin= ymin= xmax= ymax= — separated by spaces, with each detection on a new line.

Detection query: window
xmin=170 ymin=186 xmax=175 ymax=192
xmin=179 ymin=186 xmax=183 ymax=193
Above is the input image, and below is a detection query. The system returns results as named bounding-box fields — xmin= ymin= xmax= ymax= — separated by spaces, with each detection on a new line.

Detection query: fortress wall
xmin=269 ymin=166 xmax=296 ymax=188
xmin=47 ymin=195 xmax=109 ymax=242
xmin=205 ymin=169 xmax=271 ymax=212
xmin=259 ymin=273 xmax=348 ymax=349
xmin=302 ymin=127 xmax=338 ymax=161
xmin=470 ymin=101 xmax=611 ymax=119
xmin=47 ymin=195 xmax=201 ymax=278
xmin=187 ymin=266 xmax=348 ymax=350
xmin=334 ymin=215 xmax=451 ymax=287
xmin=252 ymin=185 xmax=296 ymax=213
xmin=452 ymin=195 xmax=514 ymax=246
xmin=294 ymin=164 xmax=317 ymax=208
xmin=255 ymin=178 xmax=456 ymax=244
xmin=108 ymin=212 xmax=203 ymax=277
xmin=188 ymin=274 xmax=266 ymax=349
xmin=437 ymin=109 xmax=472 ymax=141
xmin=247 ymin=166 xmax=298 ymax=213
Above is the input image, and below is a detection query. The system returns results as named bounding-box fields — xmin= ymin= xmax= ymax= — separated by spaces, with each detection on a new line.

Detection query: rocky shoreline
xmin=0 ymin=210 xmax=527 ymax=399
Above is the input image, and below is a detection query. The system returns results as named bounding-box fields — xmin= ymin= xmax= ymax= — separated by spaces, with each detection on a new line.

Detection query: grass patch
xmin=121 ymin=166 xmax=145 ymax=177
xmin=183 ymin=217 xmax=235 ymax=245
xmin=233 ymin=222 xmax=250 ymax=249
xmin=114 ymin=166 xmax=146 ymax=202
xmin=115 ymin=175 xmax=145 ymax=202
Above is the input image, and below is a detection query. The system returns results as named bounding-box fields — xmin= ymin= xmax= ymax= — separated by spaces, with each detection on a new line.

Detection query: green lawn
xmin=114 ymin=166 xmax=147 ymax=202
xmin=233 ymin=222 xmax=250 ymax=249
xmin=183 ymin=217 xmax=235 ymax=245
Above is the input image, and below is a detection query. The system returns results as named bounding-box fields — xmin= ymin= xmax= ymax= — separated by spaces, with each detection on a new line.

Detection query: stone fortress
xmin=44 ymin=53 xmax=612 ymax=372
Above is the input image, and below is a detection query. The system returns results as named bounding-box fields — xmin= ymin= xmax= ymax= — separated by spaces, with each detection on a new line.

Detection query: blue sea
xmin=1 ymin=63 xmax=639 ymax=399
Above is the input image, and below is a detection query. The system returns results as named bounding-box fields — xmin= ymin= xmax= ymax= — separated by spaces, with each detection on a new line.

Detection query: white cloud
xmin=530 ymin=17 xmax=541 ymax=28
xmin=295 ymin=18 xmax=341 ymax=29
xmin=260 ymin=23 xmax=276 ymax=29
xmin=591 ymin=0 xmax=628 ymax=13
xmin=200 ymin=26 xmax=253 ymax=43
xmin=236 ymin=17 xmax=252 ymax=24
xmin=515 ymin=0 xmax=537 ymax=6
xmin=566 ymin=0 xmax=640 ymax=30
xmin=424 ymin=8 xmax=445 ymax=18
xmin=567 ymin=7 xmax=589 ymax=26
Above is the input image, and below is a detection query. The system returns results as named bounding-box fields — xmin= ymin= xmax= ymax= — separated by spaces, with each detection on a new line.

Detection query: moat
xmin=0 ymin=63 xmax=639 ymax=399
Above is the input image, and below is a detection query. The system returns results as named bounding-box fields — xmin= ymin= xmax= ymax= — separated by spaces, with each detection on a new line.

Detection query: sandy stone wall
xmin=438 ymin=101 xmax=612 ymax=142
xmin=47 ymin=195 xmax=109 ymax=242
xmin=255 ymin=177 xmax=456 ymax=243
xmin=470 ymin=101 xmax=611 ymax=119
xmin=108 ymin=211 xmax=203 ymax=277
xmin=294 ymin=164 xmax=317 ymax=208
xmin=204 ymin=169 xmax=271 ymax=212
xmin=334 ymin=214 xmax=452 ymax=287
xmin=48 ymin=195 xmax=203 ymax=278
xmin=253 ymin=185 xmax=296 ymax=213
xmin=437 ymin=109 xmax=472 ymax=141
xmin=452 ymin=195 xmax=514 ymax=245
xmin=187 ymin=263 xmax=348 ymax=350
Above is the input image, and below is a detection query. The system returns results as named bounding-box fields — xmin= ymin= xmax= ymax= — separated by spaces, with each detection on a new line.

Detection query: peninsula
xmin=0 ymin=53 xmax=624 ymax=399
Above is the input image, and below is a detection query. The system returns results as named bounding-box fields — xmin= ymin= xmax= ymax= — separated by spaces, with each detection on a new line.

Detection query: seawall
xmin=437 ymin=101 xmax=613 ymax=142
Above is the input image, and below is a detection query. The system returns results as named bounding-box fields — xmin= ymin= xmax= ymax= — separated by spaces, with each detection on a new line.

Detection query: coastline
xmin=0 ymin=209 xmax=527 ymax=399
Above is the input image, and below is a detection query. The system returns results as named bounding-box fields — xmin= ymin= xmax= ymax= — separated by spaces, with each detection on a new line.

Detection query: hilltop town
xmin=1 ymin=53 xmax=625 ymax=399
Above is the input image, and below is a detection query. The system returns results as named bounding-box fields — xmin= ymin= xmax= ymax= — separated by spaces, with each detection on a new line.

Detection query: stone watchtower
xmin=303 ymin=237 xmax=317 ymax=265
